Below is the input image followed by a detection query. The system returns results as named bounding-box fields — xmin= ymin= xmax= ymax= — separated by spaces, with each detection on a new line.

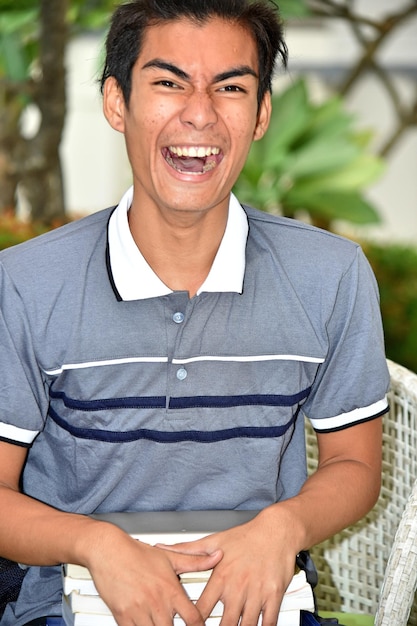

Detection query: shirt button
xmin=176 ymin=367 xmax=188 ymax=381
xmin=173 ymin=312 xmax=185 ymax=324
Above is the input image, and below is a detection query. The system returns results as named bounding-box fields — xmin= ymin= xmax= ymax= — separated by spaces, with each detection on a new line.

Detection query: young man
xmin=0 ymin=1 xmax=389 ymax=625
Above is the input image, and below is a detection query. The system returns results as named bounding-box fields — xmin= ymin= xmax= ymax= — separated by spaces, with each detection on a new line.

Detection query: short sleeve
xmin=0 ymin=262 xmax=48 ymax=445
xmin=302 ymin=246 xmax=389 ymax=431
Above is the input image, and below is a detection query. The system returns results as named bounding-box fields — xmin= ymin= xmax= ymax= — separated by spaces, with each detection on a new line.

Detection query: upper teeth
xmin=169 ymin=146 xmax=220 ymax=157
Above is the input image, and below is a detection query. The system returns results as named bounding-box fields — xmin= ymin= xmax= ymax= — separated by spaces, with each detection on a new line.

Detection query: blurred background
xmin=0 ymin=0 xmax=416 ymax=372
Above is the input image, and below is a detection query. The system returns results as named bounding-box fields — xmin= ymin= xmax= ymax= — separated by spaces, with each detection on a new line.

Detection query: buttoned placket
xmin=165 ymin=293 xmax=194 ymax=410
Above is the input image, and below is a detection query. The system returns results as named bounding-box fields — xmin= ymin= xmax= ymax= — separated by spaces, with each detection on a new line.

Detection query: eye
xmin=154 ymin=79 xmax=182 ymax=89
xmin=218 ymin=84 xmax=247 ymax=94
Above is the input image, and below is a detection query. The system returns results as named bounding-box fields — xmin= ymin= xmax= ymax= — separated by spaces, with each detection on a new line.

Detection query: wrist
xmin=71 ymin=516 xmax=125 ymax=570
xmin=257 ymin=501 xmax=308 ymax=556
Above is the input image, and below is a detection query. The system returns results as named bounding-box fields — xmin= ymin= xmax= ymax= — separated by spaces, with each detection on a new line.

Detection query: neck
xmin=128 ymin=197 xmax=229 ymax=297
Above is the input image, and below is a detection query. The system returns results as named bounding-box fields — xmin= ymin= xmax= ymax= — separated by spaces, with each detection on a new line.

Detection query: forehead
xmin=137 ymin=16 xmax=259 ymax=77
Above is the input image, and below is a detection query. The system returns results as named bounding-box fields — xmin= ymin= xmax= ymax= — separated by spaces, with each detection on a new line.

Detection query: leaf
xmin=266 ymin=80 xmax=311 ymax=152
xmin=0 ymin=0 xmax=37 ymax=10
xmin=303 ymin=97 xmax=354 ymax=142
xmin=294 ymin=154 xmax=385 ymax=193
xmin=0 ymin=32 xmax=29 ymax=80
xmin=80 ymin=10 xmax=112 ymax=29
xmin=236 ymin=77 xmax=384 ymax=226
xmin=285 ymin=136 xmax=360 ymax=178
xmin=351 ymin=128 xmax=375 ymax=149
xmin=277 ymin=0 xmax=311 ymax=19
xmin=240 ymin=140 xmax=270 ymax=184
xmin=70 ymin=9 xmax=113 ymax=30
xmin=234 ymin=174 xmax=281 ymax=212
xmin=0 ymin=9 xmax=38 ymax=35
xmin=284 ymin=190 xmax=382 ymax=224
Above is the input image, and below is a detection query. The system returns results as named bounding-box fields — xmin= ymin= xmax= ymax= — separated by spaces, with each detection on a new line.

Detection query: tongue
xmin=173 ymin=155 xmax=205 ymax=173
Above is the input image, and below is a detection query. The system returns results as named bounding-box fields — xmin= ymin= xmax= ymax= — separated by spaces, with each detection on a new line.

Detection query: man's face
xmin=104 ymin=17 xmax=271 ymax=220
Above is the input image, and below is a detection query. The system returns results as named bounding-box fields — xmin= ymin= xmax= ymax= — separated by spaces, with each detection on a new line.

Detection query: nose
xmin=180 ymin=89 xmax=218 ymax=130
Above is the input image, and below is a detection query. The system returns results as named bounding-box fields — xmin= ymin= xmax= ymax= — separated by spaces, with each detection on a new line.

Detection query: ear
xmin=253 ymin=91 xmax=272 ymax=142
xmin=103 ymin=76 xmax=126 ymax=133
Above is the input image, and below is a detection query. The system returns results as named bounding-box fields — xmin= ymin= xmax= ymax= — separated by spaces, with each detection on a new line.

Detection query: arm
xmin=0 ymin=441 xmax=222 ymax=626
xmin=167 ymin=417 xmax=382 ymax=626
xmin=286 ymin=416 xmax=382 ymax=547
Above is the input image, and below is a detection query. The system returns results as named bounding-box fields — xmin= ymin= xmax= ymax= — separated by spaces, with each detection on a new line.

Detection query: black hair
xmin=99 ymin=0 xmax=288 ymax=108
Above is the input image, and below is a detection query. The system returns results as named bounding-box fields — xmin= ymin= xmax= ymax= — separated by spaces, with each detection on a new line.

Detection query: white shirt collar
xmin=107 ymin=187 xmax=248 ymax=301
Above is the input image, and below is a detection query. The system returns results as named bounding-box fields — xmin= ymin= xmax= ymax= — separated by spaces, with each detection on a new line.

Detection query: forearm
xmin=0 ymin=484 xmax=114 ymax=567
xmin=0 ymin=485 xmax=222 ymax=626
xmin=262 ymin=454 xmax=381 ymax=556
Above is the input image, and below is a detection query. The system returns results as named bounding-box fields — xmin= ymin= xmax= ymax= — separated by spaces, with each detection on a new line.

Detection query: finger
xmin=217 ymin=596 xmax=246 ymax=626
xmin=163 ymin=548 xmax=223 ymax=575
xmin=128 ymin=582 xmax=204 ymax=626
xmin=195 ymin=572 xmax=227 ymax=621
xmin=156 ymin=537 xmax=212 ymax=555
xmin=255 ymin=602 xmax=280 ymax=626
xmin=238 ymin=585 xmax=281 ymax=626
xmin=174 ymin=593 xmax=206 ymax=626
xmin=219 ymin=595 xmax=275 ymax=626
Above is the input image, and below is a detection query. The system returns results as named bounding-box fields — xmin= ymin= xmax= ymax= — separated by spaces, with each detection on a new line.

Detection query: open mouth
xmin=163 ymin=145 xmax=222 ymax=175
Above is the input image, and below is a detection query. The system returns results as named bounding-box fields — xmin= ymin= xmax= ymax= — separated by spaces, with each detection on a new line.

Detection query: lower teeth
xmin=203 ymin=160 xmax=216 ymax=172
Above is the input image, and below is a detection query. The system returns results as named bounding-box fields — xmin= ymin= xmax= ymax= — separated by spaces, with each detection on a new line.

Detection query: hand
xmin=85 ymin=523 xmax=223 ymax=626
xmin=159 ymin=508 xmax=300 ymax=626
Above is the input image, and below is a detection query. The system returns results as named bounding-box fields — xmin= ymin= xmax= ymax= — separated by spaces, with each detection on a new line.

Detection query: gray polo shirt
xmin=0 ymin=189 xmax=389 ymax=624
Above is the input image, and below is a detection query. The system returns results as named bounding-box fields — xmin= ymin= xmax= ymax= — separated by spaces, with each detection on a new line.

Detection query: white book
xmin=280 ymin=571 xmax=315 ymax=612
xmin=63 ymin=564 xmax=314 ymax=612
xmin=63 ymin=563 xmax=212 ymax=598
xmin=62 ymin=594 xmax=305 ymax=626
xmin=63 ymin=574 xmax=97 ymax=597
xmin=65 ymin=592 xmax=111 ymax=616
xmin=63 ymin=571 xmax=313 ymax=623
xmin=66 ymin=590 xmax=225 ymax=617
xmin=63 ymin=594 xmax=223 ymax=626
xmin=61 ymin=511 xmax=314 ymax=625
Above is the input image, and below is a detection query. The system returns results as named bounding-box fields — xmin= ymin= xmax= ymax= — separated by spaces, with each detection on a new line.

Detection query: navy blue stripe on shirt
xmin=170 ymin=389 xmax=310 ymax=409
xmin=48 ymin=405 xmax=299 ymax=443
xmin=49 ymin=388 xmax=311 ymax=411
xmin=49 ymin=389 xmax=166 ymax=410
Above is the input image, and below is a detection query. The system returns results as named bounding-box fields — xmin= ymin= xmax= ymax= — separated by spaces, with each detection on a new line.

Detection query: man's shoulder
xmin=243 ymin=204 xmax=361 ymax=259
xmin=0 ymin=206 xmax=114 ymax=269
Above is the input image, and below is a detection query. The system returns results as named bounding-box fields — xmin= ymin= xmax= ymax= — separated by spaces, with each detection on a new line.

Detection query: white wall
xmin=61 ymin=34 xmax=131 ymax=216
xmin=60 ymin=2 xmax=417 ymax=243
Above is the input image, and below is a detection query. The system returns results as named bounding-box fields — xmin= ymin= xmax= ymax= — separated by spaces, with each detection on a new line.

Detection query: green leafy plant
xmin=363 ymin=242 xmax=417 ymax=375
xmin=0 ymin=0 xmax=120 ymax=223
xmin=0 ymin=5 xmax=38 ymax=81
xmin=0 ymin=212 xmax=52 ymax=249
xmin=276 ymin=0 xmax=311 ymax=20
xmin=234 ymin=78 xmax=384 ymax=231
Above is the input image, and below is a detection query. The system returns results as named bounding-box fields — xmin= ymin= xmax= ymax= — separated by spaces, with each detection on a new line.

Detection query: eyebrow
xmin=142 ymin=59 xmax=258 ymax=83
xmin=142 ymin=59 xmax=189 ymax=80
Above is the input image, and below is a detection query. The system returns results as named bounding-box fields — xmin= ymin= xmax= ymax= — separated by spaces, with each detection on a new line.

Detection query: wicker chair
xmin=375 ymin=476 xmax=417 ymax=625
xmin=306 ymin=359 xmax=417 ymax=625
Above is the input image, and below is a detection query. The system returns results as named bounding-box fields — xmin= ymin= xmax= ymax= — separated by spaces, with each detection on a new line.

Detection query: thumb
xmin=160 ymin=548 xmax=223 ymax=575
